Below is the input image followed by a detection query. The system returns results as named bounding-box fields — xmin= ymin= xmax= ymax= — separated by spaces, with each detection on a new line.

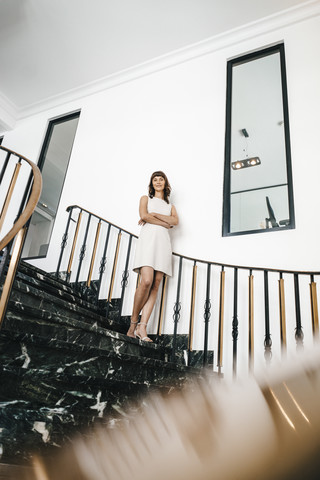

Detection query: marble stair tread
xmin=3 ymin=309 xmax=168 ymax=361
xmin=15 ymin=269 xmax=94 ymax=310
xmin=0 ymin=329 xmax=195 ymax=382
xmin=0 ymin=403 xmax=128 ymax=462
xmin=18 ymin=262 xmax=108 ymax=314
xmin=17 ymin=262 xmax=127 ymax=323
xmin=0 ymin=354 xmax=193 ymax=461
xmin=0 ymin=364 xmax=175 ymax=407
xmin=10 ymin=279 xmax=123 ymax=333
xmin=0 ymin=371 xmax=176 ymax=463
xmin=8 ymin=294 xmax=127 ymax=342
xmin=93 ymin=314 xmax=132 ymax=335
xmin=16 ymin=263 xmax=142 ymax=337
xmin=18 ymin=261 xmax=75 ymax=293
xmin=12 ymin=274 xmax=104 ymax=321
xmin=0 ymin=400 xmax=130 ymax=462
xmin=7 ymin=302 xmax=125 ymax=343
xmin=0 ymin=354 xmax=191 ymax=392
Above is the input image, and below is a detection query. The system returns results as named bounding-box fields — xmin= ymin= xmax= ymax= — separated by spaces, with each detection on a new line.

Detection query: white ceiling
xmin=0 ymin=0 xmax=313 ymax=111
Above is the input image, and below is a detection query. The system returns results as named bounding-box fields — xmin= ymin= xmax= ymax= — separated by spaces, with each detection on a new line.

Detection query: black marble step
xmin=0 ymin=324 xmax=197 ymax=464
xmin=16 ymin=264 xmax=196 ymax=363
xmin=149 ymin=333 xmax=214 ymax=367
xmin=0 ymin=326 xmax=195 ymax=388
xmin=10 ymin=274 xmax=211 ymax=368
xmin=17 ymin=263 xmax=128 ymax=336
xmin=0 ymin=361 xmax=177 ymax=417
xmin=0 ymin=381 xmax=148 ymax=462
xmin=9 ymin=268 xmax=184 ymax=364
xmin=92 ymin=325 xmax=214 ymax=367
xmin=0 ymin=373 xmax=177 ymax=464
xmin=0 ymin=401 xmax=108 ymax=462
xmin=18 ymin=262 xmax=115 ymax=316
xmin=4 ymin=306 xmax=170 ymax=362
xmin=15 ymin=268 xmax=104 ymax=317
xmin=0 ymin=345 xmax=195 ymax=462
xmin=10 ymin=277 xmax=121 ymax=330
xmin=17 ymin=263 xmax=132 ymax=333
xmin=17 ymin=261 xmax=85 ymax=300
xmin=0 ymin=261 xmax=214 ymax=466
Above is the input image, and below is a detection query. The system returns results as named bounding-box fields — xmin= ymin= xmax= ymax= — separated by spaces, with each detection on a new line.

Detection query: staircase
xmin=0 ymin=261 xmax=205 ymax=464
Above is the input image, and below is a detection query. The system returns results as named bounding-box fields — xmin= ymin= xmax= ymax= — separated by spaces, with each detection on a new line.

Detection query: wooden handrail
xmin=0 ymin=145 xmax=42 ymax=327
xmin=0 ymin=146 xmax=42 ymax=251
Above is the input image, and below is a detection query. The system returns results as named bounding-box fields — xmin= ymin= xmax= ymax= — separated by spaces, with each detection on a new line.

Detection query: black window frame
xmin=222 ymin=43 xmax=295 ymax=237
xmin=22 ymin=110 xmax=81 ymax=260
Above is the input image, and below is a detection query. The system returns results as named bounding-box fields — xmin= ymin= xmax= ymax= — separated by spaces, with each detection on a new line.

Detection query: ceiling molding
xmin=13 ymin=0 xmax=320 ymax=122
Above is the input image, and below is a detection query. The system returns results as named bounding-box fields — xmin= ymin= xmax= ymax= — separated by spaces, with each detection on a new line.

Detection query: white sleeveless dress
xmin=133 ymin=196 xmax=173 ymax=276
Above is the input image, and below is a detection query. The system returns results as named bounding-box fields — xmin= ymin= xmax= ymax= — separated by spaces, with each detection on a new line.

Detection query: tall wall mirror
xmin=222 ymin=43 xmax=295 ymax=236
xmin=22 ymin=111 xmax=80 ymax=259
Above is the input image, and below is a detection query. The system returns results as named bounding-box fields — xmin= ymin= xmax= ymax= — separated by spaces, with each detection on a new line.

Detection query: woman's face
xmin=152 ymin=175 xmax=165 ymax=193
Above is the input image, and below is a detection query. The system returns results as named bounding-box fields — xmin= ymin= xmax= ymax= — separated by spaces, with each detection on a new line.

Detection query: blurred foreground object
xmin=23 ymin=348 xmax=320 ymax=480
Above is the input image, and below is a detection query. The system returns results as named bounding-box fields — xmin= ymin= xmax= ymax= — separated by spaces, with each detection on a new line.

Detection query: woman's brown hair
xmin=148 ymin=171 xmax=171 ymax=204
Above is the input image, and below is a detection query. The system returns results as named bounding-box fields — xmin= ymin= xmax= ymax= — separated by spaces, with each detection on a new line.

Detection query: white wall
xmin=2 ymin=12 xmax=320 ymax=378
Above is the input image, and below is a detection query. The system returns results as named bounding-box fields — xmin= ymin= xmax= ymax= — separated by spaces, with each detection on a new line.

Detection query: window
xmin=222 ymin=44 xmax=294 ymax=236
xmin=22 ymin=111 xmax=80 ymax=258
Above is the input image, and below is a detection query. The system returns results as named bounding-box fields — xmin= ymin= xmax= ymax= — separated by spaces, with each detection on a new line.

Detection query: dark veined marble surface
xmin=0 ymin=326 xmax=196 ymax=462
xmin=0 ymin=261 xmax=213 ymax=464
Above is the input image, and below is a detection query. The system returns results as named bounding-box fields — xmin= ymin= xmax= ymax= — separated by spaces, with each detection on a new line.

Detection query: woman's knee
xmin=140 ymin=275 xmax=153 ymax=290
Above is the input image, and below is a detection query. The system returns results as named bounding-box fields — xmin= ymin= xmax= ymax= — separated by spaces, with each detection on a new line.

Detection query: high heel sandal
xmin=127 ymin=320 xmax=138 ymax=338
xmin=135 ymin=322 xmax=153 ymax=342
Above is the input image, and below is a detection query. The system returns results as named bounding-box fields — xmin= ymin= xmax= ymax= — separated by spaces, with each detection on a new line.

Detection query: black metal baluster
xmin=0 ymin=151 xmax=11 ymax=184
xmin=217 ymin=266 xmax=225 ymax=375
xmin=294 ymin=273 xmax=304 ymax=348
xmin=74 ymin=214 xmax=92 ymax=288
xmin=187 ymin=261 xmax=197 ymax=366
xmin=203 ymin=263 xmax=212 ymax=367
xmin=66 ymin=210 xmax=83 ymax=283
xmin=118 ymin=234 xmax=132 ymax=321
xmin=55 ymin=206 xmax=74 ymax=277
xmin=264 ymin=270 xmax=272 ymax=362
xmin=85 ymin=220 xmax=102 ymax=300
xmin=232 ymin=267 xmax=238 ymax=377
xmin=96 ymin=223 xmax=111 ymax=305
xmin=171 ymin=256 xmax=183 ymax=363
xmin=157 ymin=275 xmax=168 ymax=337
xmin=248 ymin=269 xmax=254 ymax=372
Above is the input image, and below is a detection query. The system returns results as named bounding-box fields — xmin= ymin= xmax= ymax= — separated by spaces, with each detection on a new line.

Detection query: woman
xmin=127 ymin=171 xmax=178 ymax=342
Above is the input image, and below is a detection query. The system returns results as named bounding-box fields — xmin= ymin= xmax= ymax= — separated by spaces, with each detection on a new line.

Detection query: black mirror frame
xmin=222 ymin=43 xmax=295 ymax=237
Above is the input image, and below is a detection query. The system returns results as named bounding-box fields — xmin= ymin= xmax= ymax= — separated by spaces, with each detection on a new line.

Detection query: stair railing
xmin=0 ymin=145 xmax=42 ymax=327
xmin=56 ymin=205 xmax=320 ymax=376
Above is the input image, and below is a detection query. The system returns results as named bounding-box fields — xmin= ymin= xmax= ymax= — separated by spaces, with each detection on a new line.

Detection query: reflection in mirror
xmin=222 ymin=44 xmax=295 ymax=236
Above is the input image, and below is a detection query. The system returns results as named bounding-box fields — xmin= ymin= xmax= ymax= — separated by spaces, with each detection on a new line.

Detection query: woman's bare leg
xmin=127 ymin=267 xmax=154 ymax=337
xmin=136 ymin=271 xmax=164 ymax=340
